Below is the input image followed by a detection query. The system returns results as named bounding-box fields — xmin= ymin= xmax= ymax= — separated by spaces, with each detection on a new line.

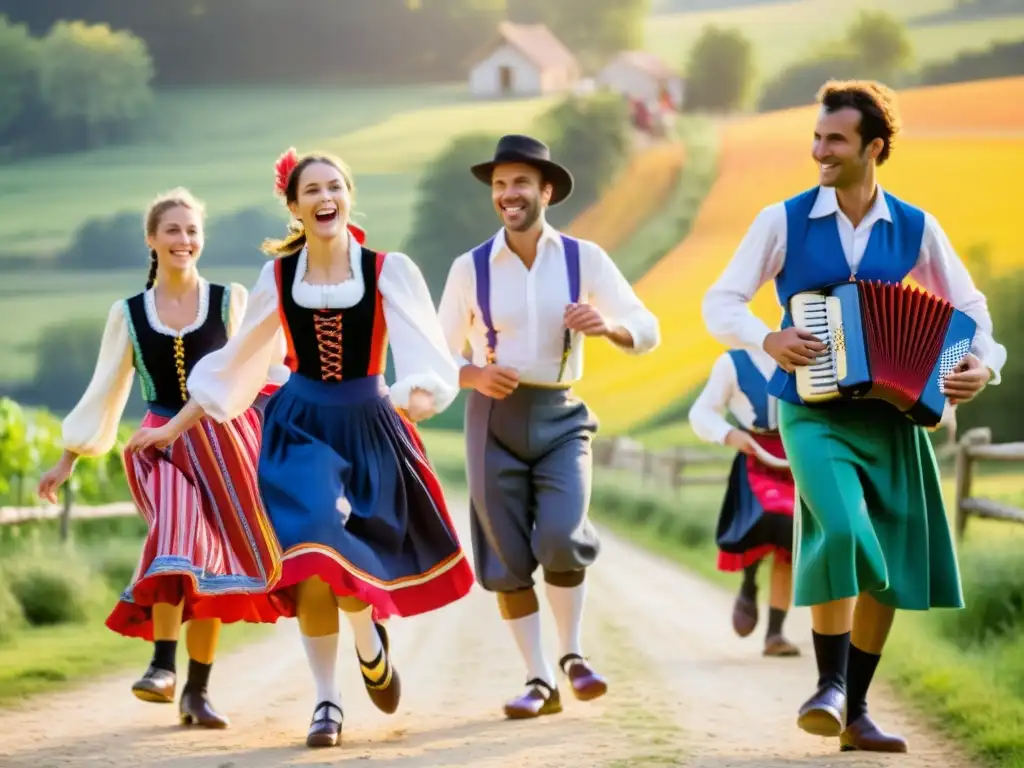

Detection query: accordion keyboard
xmin=790 ymin=293 xmax=841 ymax=401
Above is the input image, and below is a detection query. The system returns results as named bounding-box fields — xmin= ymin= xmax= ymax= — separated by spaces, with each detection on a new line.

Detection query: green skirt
xmin=778 ymin=400 xmax=963 ymax=610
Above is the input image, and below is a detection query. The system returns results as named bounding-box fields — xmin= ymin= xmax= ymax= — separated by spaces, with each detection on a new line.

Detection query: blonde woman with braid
xmin=37 ymin=188 xmax=287 ymax=729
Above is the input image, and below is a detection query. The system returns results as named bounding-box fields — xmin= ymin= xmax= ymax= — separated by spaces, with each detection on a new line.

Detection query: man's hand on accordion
xmin=763 ymin=327 xmax=828 ymax=372
xmin=942 ymin=353 xmax=991 ymax=405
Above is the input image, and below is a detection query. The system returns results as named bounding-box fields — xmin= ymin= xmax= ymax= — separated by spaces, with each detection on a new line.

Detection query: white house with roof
xmin=468 ymin=22 xmax=580 ymax=98
xmin=597 ymin=50 xmax=684 ymax=110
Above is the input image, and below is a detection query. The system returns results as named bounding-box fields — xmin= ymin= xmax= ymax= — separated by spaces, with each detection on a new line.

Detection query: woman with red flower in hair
xmin=127 ymin=149 xmax=475 ymax=749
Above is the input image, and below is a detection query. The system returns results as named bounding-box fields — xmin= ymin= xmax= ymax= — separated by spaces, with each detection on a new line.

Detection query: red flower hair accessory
xmin=274 ymin=147 xmax=300 ymax=197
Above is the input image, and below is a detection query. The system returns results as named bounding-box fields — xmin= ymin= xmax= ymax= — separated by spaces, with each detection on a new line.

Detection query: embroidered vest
xmin=471 ymin=233 xmax=581 ymax=381
xmin=124 ymin=283 xmax=230 ymax=414
xmin=766 ymin=186 xmax=927 ymax=405
xmin=274 ymin=246 xmax=388 ymax=382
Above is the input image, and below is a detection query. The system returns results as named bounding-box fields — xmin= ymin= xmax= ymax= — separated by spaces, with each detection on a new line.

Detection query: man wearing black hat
xmin=437 ymin=134 xmax=660 ymax=720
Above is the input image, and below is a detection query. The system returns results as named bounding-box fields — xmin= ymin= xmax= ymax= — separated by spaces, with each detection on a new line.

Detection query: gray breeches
xmin=465 ymin=385 xmax=601 ymax=593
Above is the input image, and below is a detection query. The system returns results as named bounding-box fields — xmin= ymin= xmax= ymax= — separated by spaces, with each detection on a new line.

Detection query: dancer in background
xmin=438 ymin=134 xmax=660 ymax=720
xmin=688 ymin=348 xmax=799 ymax=657
xmin=702 ymin=79 xmax=1006 ymax=753
xmin=37 ymin=188 xmax=286 ymax=729
xmin=127 ymin=148 xmax=475 ymax=748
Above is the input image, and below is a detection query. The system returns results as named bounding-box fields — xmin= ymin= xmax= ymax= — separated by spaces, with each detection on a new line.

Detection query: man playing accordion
xmin=702 ymin=79 xmax=1006 ymax=754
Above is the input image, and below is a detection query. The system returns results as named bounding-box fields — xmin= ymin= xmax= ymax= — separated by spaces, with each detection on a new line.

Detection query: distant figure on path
xmin=688 ymin=347 xmax=799 ymax=657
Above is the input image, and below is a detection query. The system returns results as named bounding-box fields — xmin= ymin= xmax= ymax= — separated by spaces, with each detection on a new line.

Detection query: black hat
xmin=470 ymin=134 xmax=573 ymax=205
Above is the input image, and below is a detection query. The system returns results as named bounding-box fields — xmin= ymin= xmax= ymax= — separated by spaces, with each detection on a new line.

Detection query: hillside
xmin=644 ymin=0 xmax=1024 ymax=87
xmin=573 ymin=76 xmax=1024 ymax=433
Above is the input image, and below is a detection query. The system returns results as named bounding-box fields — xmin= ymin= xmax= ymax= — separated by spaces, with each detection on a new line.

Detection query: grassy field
xmin=644 ymin=0 xmax=1024 ymax=89
xmin=0 ymin=83 xmax=554 ymax=262
xmin=574 ymin=76 xmax=1024 ymax=434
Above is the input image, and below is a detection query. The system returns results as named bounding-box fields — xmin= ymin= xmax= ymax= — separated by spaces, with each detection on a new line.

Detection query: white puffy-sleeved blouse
xmin=186 ymin=234 xmax=460 ymax=424
xmin=60 ymin=280 xmax=281 ymax=457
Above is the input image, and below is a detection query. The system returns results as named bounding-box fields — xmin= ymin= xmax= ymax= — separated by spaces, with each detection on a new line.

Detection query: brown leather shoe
xmin=306 ymin=700 xmax=343 ymax=747
xmin=797 ymin=684 xmax=846 ymax=737
xmin=732 ymin=594 xmax=758 ymax=637
xmin=131 ymin=665 xmax=175 ymax=703
xmin=763 ymin=634 xmax=801 ymax=657
xmin=359 ymin=622 xmax=401 ymax=714
xmin=503 ymin=678 xmax=563 ymax=719
xmin=559 ymin=654 xmax=608 ymax=701
xmin=840 ymin=714 xmax=908 ymax=752
xmin=179 ymin=689 xmax=230 ymax=729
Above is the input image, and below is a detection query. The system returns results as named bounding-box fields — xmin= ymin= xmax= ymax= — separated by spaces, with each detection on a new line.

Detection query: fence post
xmin=953 ymin=427 xmax=991 ymax=541
xmin=59 ymin=485 xmax=73 ymax=542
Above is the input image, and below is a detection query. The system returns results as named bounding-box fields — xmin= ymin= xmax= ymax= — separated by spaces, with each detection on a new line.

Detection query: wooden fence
xmin=592 ymin=436 xmax=729 ymax=493
xmin=953 ymin=427 xmax=1024 ymax=540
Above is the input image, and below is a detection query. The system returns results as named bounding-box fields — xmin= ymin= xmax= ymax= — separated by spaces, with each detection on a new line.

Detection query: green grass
xmin=588 ymin=462 xmax=1024 ymax=767
xmin=0 ymin=83 xmax=554 ymax=261
xmin=644 ymin=0 xmax=1024 ymax=92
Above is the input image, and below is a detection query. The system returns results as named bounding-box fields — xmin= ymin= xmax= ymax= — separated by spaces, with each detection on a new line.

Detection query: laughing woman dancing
xmin=37 ymin=188 xmax=287 ymax=728
xmin=127 ymin=149 xmax=475 ymax=748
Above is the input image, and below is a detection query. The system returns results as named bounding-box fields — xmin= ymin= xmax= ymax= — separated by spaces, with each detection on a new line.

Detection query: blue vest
xmin=765 ymin=187 xmax=927 ymax=404
xmin=728 ymin=349 xmax=771 ymax=431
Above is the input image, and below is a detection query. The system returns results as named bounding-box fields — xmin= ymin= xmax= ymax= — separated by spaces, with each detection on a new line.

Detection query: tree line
xmin=0 ymin=0 xmax=647 ymax=87
xmin=678 ymin=9 xmax=1024 ymax=113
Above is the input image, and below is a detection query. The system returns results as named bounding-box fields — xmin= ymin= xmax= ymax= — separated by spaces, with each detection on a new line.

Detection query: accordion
xmin=790 ymin=280 xmax=976 ymax=427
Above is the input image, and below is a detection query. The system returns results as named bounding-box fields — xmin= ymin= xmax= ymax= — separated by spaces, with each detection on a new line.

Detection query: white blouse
xmin=688 ymin=349 xmax=779 ymax=445
xmin=60 ymin=280 xmax=286 ymax=457
xmin=186 ymin=235 xmax=459 ymax=423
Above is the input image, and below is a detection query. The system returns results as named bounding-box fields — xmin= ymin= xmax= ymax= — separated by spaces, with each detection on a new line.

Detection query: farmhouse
xmin=468 ymin=22 xmax=580 ymax=98
xmin=597 ymin=51 xmax=684 ymax=110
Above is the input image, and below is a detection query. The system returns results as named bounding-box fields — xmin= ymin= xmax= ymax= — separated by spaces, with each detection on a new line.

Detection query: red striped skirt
xmin=107 ymin=408 xmax=286 ymax=640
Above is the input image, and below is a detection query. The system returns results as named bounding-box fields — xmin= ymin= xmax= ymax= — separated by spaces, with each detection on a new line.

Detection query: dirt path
xmin=0 ymin=499 xmax=976 ymax=767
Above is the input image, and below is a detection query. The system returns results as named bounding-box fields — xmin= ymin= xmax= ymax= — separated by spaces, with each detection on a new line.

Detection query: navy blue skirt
xmin=715 ymin=452 xmax=795 ymax=571
xmin=257 ymin=373 xmax=474 ymax=620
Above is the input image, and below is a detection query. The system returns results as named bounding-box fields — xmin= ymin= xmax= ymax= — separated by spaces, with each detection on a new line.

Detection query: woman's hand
xmin=36 ymin=451 xmax=77 ymax=504
xmin=125 ymin=423 xmax=179 ymax=453
xmin=400 ymin=388 xmax=436 ymax=422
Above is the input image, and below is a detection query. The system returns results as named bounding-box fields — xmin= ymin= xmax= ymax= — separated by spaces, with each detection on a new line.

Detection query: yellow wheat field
xmin=567 ymin=141 xmax=686 ymax=250
xmin=575 ymin=77 xmax=1024 ymax=433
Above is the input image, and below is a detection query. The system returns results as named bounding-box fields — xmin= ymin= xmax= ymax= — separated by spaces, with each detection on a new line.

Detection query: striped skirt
xmin=107 ymin=407 xmax=285 ymax=640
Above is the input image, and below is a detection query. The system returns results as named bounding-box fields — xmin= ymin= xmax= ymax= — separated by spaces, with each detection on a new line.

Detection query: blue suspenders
xmin=471 ymin=234 xmax=581 ymax=382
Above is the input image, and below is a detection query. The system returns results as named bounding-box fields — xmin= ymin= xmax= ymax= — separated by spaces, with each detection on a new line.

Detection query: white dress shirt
xmin=187 ymin=230 xmax=460 ymax=423
xmin=701 ymin=185 xmax=1007 ymax=384
xmin=437 ymin=223 xmax=660 ymax=385
xmin=688 ymin=349 xmax=778 ymax=445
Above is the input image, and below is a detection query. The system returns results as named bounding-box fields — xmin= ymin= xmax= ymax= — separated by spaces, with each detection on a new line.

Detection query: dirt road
xmin=0 ymin=499 xmax=976 ymax=767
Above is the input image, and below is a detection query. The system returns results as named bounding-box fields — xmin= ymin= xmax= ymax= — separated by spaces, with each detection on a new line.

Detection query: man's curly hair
xmin=816 ymin=79 xmax=902 ymax=166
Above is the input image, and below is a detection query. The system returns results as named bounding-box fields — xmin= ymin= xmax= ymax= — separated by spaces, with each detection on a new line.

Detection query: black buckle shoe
xmin=131 ymin=665 xmax=176 ymax=704
xmin=306 ymin=700 xmax=343 ymax=747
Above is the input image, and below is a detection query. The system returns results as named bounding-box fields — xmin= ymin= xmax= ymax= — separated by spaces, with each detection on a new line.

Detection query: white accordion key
xmin=790 ymin=292 xmax=839 ymax=402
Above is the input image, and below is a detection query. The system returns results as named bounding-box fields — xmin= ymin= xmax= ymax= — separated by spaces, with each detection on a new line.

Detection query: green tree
xmin=535 ymin=92 xmax=631 ymax=226
xmin=844 ymin=10 xmax=913 ymax=82
xmin=683 ymin=25 xmax=755 ymax=112
xmin=36 ymin=20 xmax=154 ymax=148
xmin=402 ymin=132 xmax=506 ymax=303
xmin=0 ymin=15 xmax=38 ymax=140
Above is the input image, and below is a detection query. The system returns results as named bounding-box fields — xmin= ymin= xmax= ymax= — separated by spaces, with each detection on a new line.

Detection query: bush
xmin=2 ymin=548 xmax=112 ymax=626
xmin=0 ymin=578 xmax=27 ymax=642
xmin=937 ymin=545 xmax=1024 ymax=647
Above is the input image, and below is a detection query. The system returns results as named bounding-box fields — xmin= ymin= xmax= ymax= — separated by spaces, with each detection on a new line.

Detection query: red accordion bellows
xmin=860 ymin=281 xmax=955 ymax=412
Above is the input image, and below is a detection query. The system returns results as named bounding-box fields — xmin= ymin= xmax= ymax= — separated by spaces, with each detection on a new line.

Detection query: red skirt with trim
xmin=715 ymin=433 xmax=796 ymax=572
xmin=108 ymin=408 xmax=286 ymax=640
